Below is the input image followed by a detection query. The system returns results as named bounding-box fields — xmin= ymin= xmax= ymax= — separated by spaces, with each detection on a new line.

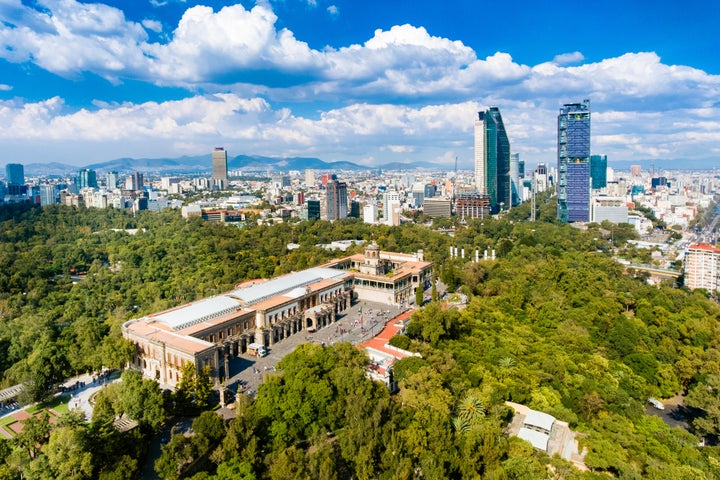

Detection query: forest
xmin=0 ymin=200 xmax=719 ymax=479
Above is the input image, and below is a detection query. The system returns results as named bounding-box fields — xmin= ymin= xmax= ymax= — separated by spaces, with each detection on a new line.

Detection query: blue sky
xmin=0 ymin=0 xmax=718 ymax=169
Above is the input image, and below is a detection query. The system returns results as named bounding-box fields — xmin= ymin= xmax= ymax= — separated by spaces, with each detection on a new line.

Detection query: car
xmin=648 ymin=397 xmax=665 ymax=410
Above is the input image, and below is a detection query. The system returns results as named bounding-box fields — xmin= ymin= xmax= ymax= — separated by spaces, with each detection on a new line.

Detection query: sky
xmin=0 ymin=0 xmax=718 ymax=169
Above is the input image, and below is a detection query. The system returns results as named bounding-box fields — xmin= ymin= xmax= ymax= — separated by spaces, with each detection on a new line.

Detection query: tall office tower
xmin=325 ymin=180 xmax=348 ymax=221
xmin=125 ymin=172 xmax=144 ymax=191
xmin=474 ymin=107 xmax=510 ymax=212
xmin=76 ymin=168 xmax=98 ymax=189
xmin=590 ymin=155 xmax=607 ymax=189
xmin=5 ymin=163 xmax=25 ymax=195
xmin=685 ymin=243 xmax=720 ymax=292
xmin=306 ymin=200 xmax=321 ymax=220
xmin=39 ymin=185 xmax=56 ymax=206
xmin=518 ymin=158 xmax=525 ymax=179
xmin=5 ymin=163 xmax=25 ymax=187
xmin=488 ymin=107 xmax=511 ymax=210
xmin=557 ymin=100 xmax=591 ymax=222
xmin=305 ymin=169 xmax=315 ymax=187
xmin=5 ymin=163 xmax=24 ymax=186
xmin=630 ymin=165 xmax=641 ymax=177
xmin=106 ymin=171 xmax=119 ymax=190
xmin=212 ymin=147 xmax=228 ymax=188
xmin=383 ymin=190 xmax=401 ymax=223
xmin=509 ymin=153 xmax=520 ymax=206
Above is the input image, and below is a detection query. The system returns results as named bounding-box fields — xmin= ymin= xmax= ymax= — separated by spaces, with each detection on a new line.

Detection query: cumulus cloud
xmin=142 ymin=19 xmax=162 ymax=33
xmin=553 ymin=51 xmax=584 ymax=65
xmin=327 ymin=5 xmax=338 ymax=16
xmin=0 ymin=0 xmax=718 ymax=165
xmin=0 ymin=84 xmax=11 ymax=91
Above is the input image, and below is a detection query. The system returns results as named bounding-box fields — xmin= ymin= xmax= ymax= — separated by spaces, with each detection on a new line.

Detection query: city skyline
xmin=0 ymin=0 xmax=718 ymax=168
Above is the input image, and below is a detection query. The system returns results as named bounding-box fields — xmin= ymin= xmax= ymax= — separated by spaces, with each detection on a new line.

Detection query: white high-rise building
xmin=363 ymin=203 xmax=378 ymax=224
xmin=685 ymin=244 xmax=720 ymax=292
xmin=383 ymin=191 xmax=400 ymax=223
xmin=305 ymin=169 xmax=315 ymax=187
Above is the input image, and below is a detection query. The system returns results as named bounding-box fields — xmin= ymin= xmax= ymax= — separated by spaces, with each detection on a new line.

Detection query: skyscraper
xmin=557 ymin=100 xmax=591 ymax=222
xmin=325 ymin=180 xmax=348 ymax=221
xmin=590 ymin=155 xmax=607 ymax=189
xmin=106 ymin=171 xmax=119 ymax=190
xmin=474 ymin=107 xmax=510 ymax=212
xmin=76 ymin=168 xmax=98 ymax=189
xmin=39 ymin=185 xmax=57 ymax=206
xmin=5 ymin=163 xmax=24 ymax=186
xmin=212 ymin=147 xmax=228 ymax=189
xmin=510 ymin=153 xmax=520 ymax=206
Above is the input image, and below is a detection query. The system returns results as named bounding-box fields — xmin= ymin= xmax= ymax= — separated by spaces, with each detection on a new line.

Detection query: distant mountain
xmin=608 ymin=159 xmax=720 ymax=172
xmin=85 ymin=155 xmax=210 ymax=173
xmin=23 ymin=162 xmax=78 ymax=176
xmin=229 ymin=155 xmax=368 ymax=172
xmin=15 ymin=154 xmax=458 ymax=177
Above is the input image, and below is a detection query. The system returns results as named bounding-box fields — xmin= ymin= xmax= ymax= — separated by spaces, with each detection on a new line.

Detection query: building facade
xmin=590 ymin=155 xmax=607 ymax=189
xmin=212 ymin=147 xmax=228 ymax=189
xmin=5 ymin=163 xmax=24 ymax=187
xmin=558 ymin=100 xmax=591 ymax=222
xmin=76 ymin=169 xmax=98 ymax=190
xmin=123 ymin=246 xmax=431 ymax=387
xmin=474 ymin=107 xmax=510 ymax=212
xmin=684 ymin=243 xmax=720 ymax=292
xmin=325 ymin=180 xmax=348 ymax=221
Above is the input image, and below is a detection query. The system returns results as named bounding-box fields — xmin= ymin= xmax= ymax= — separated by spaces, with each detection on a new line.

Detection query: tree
xmin=13 ymin=412 xmax=51 ymax=460
xmin=686 ymin=374 xmax=720 ymax=437
xmin=415 ymin=283 xmax=424 ymax=306
xmin=118 ymin=370 xmax=166 ymax=431
xmin=195 ymin=365 xmax=214 ymax=411
xmin=43 ymin=426 xmax=94 ymax=480
xmin=192 ymin=411 xmax=226 ymax=444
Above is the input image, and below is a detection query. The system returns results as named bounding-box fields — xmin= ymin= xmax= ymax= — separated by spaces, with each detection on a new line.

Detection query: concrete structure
xmin=684 ymin=243 xmax=720 ymax=292
xmin=322 ymin=242 xmax=432 ymax=306
xmin=423 ymin=197 xmax=452 ymax=218
xmin=123 ymin=247 xmax=431 ymax=387
xmin=591 ymin=195 xmax=628 ymax=224
xmin=363 ymin=203 xmax=378 ymax=224
xmin=506 ymin=402 xmax=587 ymax=470
xmin=455 ymin=192 xmax=490 ymax=219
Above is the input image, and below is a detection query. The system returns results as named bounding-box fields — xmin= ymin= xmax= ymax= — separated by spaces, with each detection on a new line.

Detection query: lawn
xmin=0 ymin=395 xmax=71 ymax=437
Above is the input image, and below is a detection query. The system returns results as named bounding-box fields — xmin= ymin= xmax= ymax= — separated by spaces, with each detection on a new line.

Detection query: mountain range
xmin=14 ymin=155 xmax=719 ymax=178
xmin=20 ymin=155 xmax=442 ymax=177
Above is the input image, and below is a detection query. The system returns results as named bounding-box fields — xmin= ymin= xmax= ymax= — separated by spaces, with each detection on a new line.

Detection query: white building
xmin=685 ymin=243 xmax=720 ymax=292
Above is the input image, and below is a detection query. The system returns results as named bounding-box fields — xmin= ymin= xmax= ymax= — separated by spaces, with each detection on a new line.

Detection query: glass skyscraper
xmin=557 ymin=100 xmax=591 ymax=222
xmin=590 ymin=154 xmax=607 ymax=189
xmin=76 ymin=168 xmax=98 ymax=189
xmin=5 ymin=163 xmax=24 ymax=186
xmin=474 ymin=107 xmax=510 ymax=213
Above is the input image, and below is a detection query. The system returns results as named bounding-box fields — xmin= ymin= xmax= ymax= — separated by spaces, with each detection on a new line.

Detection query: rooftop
xmin=228 ymin=267 xmax=347 ymax=305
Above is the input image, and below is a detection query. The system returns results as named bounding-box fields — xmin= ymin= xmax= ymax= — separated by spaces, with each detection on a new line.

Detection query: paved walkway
xmin=223 ymin=300 xmax=407 ymax=399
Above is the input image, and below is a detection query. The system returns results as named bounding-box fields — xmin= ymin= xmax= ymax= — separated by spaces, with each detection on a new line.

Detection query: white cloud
xmin=327 ymin=5 xmax=338 ymax=16
xmin=0 ymin=84 xmax=11 ymax=91
xmin=0 ymin=1 xmax=718 ymax=166
xmin=142 ymin=19 xmax=163 ymax=33
xmin=553 ymin=51 xmax=584 ymax=65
